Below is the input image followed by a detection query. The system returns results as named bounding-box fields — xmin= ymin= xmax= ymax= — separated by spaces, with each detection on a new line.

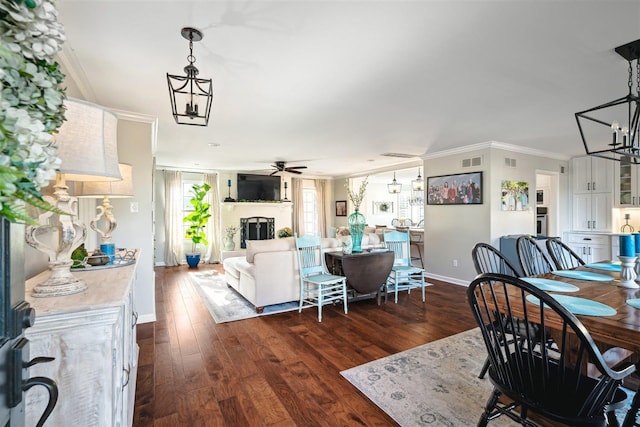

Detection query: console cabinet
xmin=24 ymin=260 xmax=138 ymax=427
xmin=572 ymin=156 xmax=613 ymax=232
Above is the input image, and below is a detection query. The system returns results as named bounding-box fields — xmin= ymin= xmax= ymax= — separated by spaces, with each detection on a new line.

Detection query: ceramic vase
xmin=341 ymin=236 xmax=353 ymax=254
xmin=224 ymin=236 xmax=235 ymax=251
xmin=348 ymin=208 xmax=366 ymax=253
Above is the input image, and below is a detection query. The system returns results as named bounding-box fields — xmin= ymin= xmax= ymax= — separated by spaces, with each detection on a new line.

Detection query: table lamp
xmin=25 ymin=98 xmax=122 ymax=297
xmin=75 ymin=163 xmax=134 ymax=262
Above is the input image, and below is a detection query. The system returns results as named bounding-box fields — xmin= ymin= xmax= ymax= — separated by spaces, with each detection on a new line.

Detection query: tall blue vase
xmin=348 ymin=208 xmax=366 ymax=253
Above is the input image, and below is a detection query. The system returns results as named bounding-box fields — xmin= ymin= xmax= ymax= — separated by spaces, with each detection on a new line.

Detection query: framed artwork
xmin=501 ymin=180 xmax=530 ymax=211
xmin=427 ymin=171 xmax=483 ymax=205
xmin=335 ymin=200 xmax=347 ymax=217
xmin=372 ymin=201 xmax=393 ymax=214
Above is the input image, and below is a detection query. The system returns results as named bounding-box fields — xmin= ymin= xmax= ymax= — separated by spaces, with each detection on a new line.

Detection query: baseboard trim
xmin=137 ymin=313 xmax=157 ymax=324
xmin=154 ymin=261 xmax=166 ymax=267
xmin=425 ymin=272 xmax=468 ymax=287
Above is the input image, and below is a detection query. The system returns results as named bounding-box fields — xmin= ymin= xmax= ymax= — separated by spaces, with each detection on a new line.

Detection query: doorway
xmin=535 ymin=171 xmax=560 ymax=237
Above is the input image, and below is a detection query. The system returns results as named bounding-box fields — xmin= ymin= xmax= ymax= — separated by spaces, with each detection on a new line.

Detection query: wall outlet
xmin=130 ymin=201 xmax=139 ymax=213
xmin=452 ymin=259 xmax=458 ymax=267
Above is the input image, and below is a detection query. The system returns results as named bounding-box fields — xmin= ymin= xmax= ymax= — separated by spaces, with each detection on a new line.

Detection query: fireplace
xmin=240 ymin=216 xmax=275 ymax=248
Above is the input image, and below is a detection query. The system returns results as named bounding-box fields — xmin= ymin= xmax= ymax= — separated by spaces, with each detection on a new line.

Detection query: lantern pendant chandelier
xmin=388 ymin=172 xmax=402 ymax=194
xmin=576 ymin=39 xmax=640 ymax=162
xmin=412 ymin=168 xmax=424 ymax=191
xmin=167 ymin=27 xmax=213 ymax=126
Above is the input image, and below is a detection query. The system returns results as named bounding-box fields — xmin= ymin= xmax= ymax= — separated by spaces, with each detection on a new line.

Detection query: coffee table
xmin=325 ymin=250 xmax=394 ymax=304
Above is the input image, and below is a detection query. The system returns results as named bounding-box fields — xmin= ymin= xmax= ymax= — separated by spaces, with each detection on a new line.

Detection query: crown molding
xmin=423 ymin=141 xmax=571 ymax=161
xmin=111 ymin=109 xmax=157 ymax=124
xmin=57 ymin=44 xmax=98 ymax=102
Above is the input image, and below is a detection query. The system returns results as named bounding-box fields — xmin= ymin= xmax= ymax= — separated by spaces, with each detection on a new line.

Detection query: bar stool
xmin=409 ymin=230 xmax=424 ymax=268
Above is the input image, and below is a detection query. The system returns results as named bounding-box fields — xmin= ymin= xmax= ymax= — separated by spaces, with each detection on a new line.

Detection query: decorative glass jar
xmin=348 ymin=208 xmax=366 ymax=253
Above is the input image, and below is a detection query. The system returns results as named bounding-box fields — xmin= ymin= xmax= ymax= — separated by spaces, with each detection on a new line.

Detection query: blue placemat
xmin=551 ymin=270 xmax=614 ymax=282
xmin=521 ymin=277 xmax=579 ymax=292
xmin=526 ymin=294 xmax=617 ymax=317
xmin=585 ymin=263 xmax=622 ymax=272
xmin=627 ymin=299 xmax=640 ymax=309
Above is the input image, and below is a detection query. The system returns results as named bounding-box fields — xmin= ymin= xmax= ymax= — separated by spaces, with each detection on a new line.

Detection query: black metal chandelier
xmin=576 ymin=39 xmax=640 ymax=161
xmin=167 ymin=27 xmax=213 ymax=126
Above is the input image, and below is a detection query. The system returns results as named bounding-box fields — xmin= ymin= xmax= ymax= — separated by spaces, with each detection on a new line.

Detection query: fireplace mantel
xmin=223 ymin=201 xmax=292 ymax=209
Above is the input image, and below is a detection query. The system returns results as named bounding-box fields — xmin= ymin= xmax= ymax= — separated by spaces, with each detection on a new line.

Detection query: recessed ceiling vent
xmin=461 ymin=156 xmax=483 ymax=168
xmin=380 ymin=152 xmax=417 ymax=159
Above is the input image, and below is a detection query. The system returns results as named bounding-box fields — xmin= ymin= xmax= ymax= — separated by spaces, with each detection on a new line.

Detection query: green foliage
xmin=183 ymin=183 xmax=212 ymax=253
xmin=0 ymin=0 xmax=67 ymax=223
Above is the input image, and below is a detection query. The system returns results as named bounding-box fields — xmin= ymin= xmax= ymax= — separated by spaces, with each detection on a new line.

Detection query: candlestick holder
xmin=621 ymin=213 xmax=634 ymax=232
xmin=618 ymin=255 xmax=639 ymax=288
xmin=282 ymin=182 xmax=289 ymax=202
xmin=224 ymin=179 xmax=235 ymax=202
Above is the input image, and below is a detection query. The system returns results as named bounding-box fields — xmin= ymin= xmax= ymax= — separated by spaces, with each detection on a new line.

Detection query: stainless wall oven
xmin=536 ymin=207 xmax=548 ymax=236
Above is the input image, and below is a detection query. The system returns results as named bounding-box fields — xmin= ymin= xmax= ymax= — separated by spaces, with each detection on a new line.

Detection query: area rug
xmin=189 ymin=270 xmax=298 ymax=323
xmin=341 ymin=328 xmax=635 ymax=426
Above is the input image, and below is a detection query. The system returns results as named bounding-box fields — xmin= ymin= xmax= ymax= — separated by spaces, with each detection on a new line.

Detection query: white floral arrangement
xmin=0 ymin=0 xmax=66 ymax=223
xmin=225 ymin=226 xmax=238 ymax=238
xmin=345 ymin=176 xmax=368 ymax=211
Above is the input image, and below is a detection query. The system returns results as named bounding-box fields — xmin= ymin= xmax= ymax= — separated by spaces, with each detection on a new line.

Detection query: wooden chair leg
xmin=478 ymin=357 xmax=490 ymax=379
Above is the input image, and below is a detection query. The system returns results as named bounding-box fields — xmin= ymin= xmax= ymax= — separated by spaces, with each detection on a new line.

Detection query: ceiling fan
xmin=269 ymin=161 xmax=307 ymax=175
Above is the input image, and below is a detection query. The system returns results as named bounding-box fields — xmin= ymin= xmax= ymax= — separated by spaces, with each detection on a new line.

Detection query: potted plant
xmin=183 ymin=183 xmax=211 ymax=268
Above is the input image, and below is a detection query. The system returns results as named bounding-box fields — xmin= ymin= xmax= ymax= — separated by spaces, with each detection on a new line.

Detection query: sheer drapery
xmin=316 ymin=179 xmax=330 ymax=238
xmin=163 ymin=170 xmax=183 ymax=266
xmin=291 ymin=177 xmax=304 ymax=236
xmin=204 ymin=173 xmax=221 ymax=263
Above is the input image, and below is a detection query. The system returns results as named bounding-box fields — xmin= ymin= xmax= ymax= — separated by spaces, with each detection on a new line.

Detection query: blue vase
xmin=348 ymin=208 xmax=366 ymax=253
xmin=186 ymin=253 xmax=201 ymax=268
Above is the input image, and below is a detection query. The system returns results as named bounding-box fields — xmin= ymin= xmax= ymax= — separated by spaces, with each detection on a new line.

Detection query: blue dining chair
xmin=383 ymin=230 xmax=428 ymax=303
xmin=294 ymin=234 xmax=348 ymax=322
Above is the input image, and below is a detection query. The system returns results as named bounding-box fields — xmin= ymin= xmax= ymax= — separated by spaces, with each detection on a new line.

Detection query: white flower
xmin=345 ymin=177 xmax=368 ymax=211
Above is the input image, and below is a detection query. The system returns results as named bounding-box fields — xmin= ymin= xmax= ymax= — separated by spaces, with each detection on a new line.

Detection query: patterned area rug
xmin=341 ymin=328 xmax=635 ymax=426
xmin=190 ymin=270 xmax=298 ymax=323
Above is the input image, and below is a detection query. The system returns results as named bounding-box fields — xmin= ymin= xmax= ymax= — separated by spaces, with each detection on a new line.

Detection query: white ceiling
xmin=56 ymin=1 xmax=640 ymax=178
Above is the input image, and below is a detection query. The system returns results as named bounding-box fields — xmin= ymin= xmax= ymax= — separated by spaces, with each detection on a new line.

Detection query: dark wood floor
xmin=132 ymin=264 xmax=477 ymax=426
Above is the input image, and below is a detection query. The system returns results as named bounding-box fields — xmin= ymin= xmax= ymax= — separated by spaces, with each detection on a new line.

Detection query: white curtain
xmin=316 ymin=179 xmax=330 ymax=237
xmin=204 ymin=173 xmax=221 ymax=263
xmin=163 ymin=170 xmax=184 ymax=266
xmin=291 ymin=177 xmax=304 ymax=236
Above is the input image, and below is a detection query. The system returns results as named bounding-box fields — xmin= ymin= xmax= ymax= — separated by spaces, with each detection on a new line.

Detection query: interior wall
xmin=424 ymin=147 xmax=492 ymax=284
xmin=109 ymin=119 xmax=156 ymax=323
xmin=424 ymin=145 xmax=570 ymax=285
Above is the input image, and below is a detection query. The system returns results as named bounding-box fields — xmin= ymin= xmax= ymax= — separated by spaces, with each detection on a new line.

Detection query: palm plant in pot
xmin=183 ymin=183 xmax=211 ymax=268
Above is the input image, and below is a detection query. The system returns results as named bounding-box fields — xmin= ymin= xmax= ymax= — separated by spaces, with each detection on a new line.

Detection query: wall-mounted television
xmin=237 ymin=174 xmax=281 ymax=201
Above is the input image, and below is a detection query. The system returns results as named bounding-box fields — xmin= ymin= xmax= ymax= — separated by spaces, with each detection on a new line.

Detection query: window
xmin=182 ymin=175 xmax=206 ymax=239
xmin=302 ymin=188 xmax=318 ymax=236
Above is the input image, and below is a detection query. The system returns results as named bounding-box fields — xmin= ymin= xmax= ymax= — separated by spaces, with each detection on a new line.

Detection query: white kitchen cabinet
xmin=572 ymin=156 xmax=613 ymax=232
xmin=565 ymin=233 xmax=611 ymax=263
xmin=24 ymin=258 xmax=138 ymax=427
xmin=573 ymin=156 xmax=613 ymax=194
xmin=614 ymin=155 xmax=640 ymax=206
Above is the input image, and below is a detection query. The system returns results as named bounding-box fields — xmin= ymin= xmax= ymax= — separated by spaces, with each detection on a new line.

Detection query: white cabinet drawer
xmin=567 ymin=234 xmax=609 ymax=245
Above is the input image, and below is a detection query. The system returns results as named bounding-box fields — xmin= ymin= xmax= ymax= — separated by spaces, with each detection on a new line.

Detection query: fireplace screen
xmin=240 ymin=217 xmax=275 ymax=248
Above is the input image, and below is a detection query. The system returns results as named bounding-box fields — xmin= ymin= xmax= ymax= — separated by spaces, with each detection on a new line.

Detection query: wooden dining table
xmin=532 ymin=262 xmax=640 ymax=356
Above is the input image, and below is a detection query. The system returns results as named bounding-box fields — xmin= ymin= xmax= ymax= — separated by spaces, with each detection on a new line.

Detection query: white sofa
xmin=222 ymin=233 xmax=382 ymax=312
